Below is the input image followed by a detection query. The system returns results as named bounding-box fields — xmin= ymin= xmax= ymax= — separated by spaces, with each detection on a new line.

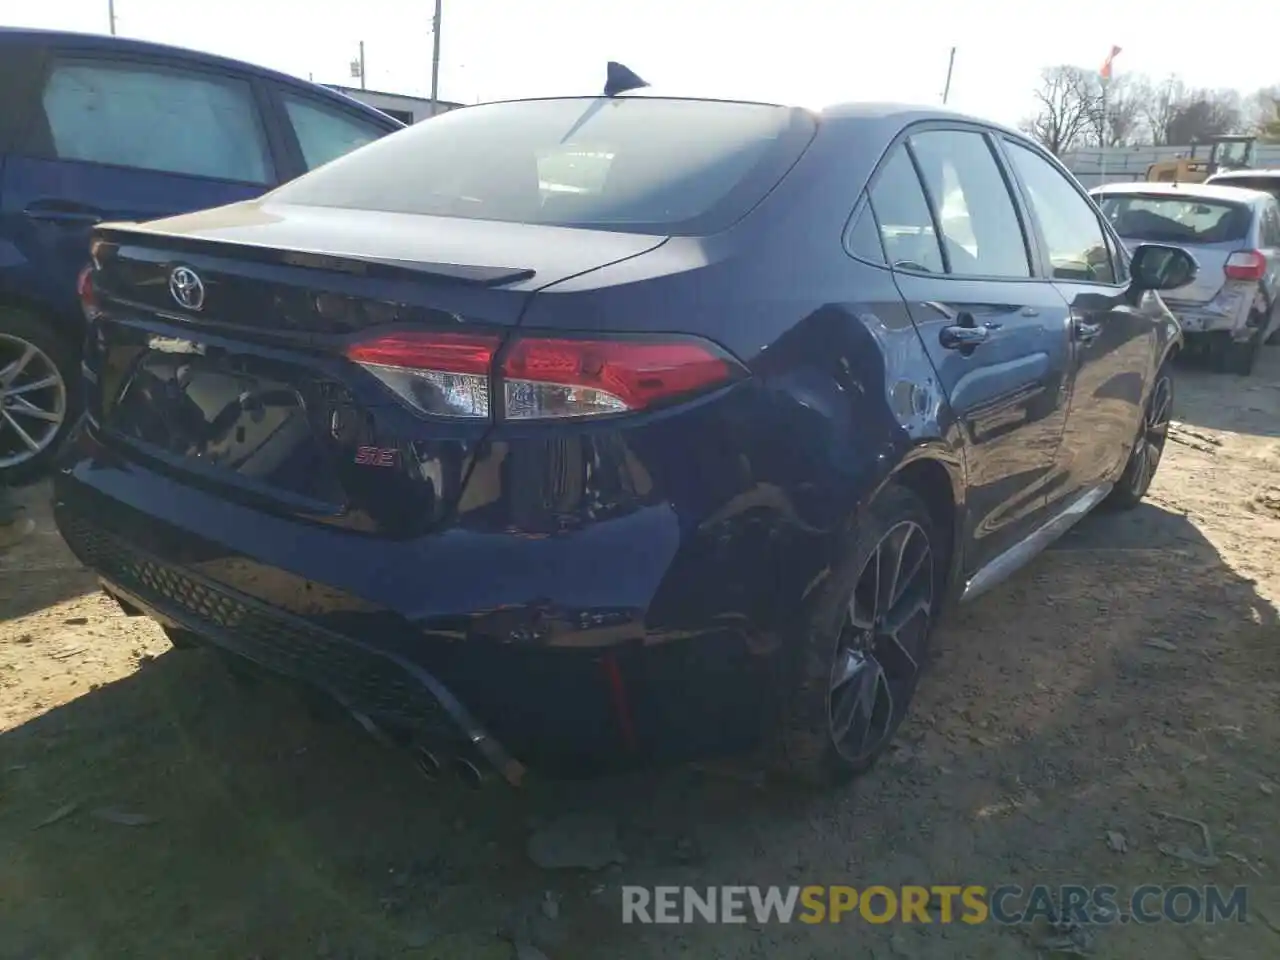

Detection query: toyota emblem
xmin=169 ymin=266 xmax=205 ymax=311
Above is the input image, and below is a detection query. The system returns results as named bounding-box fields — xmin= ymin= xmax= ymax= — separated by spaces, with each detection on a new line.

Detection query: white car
xmin=1091 ymin=181 xmax=1280 ymax=374
xmin=1205 ymin=168 xmax=1280 ymax=205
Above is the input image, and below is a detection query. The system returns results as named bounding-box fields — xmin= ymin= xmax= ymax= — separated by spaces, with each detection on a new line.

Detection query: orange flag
xmin=1100 ymin=45 xmax=1122 ymax=81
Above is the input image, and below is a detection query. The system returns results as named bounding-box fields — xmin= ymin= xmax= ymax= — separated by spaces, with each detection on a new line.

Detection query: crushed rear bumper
xmin=56 ymin=510 xmax=527 ymax=785
xmin=1165 ymin=285 xmax=1254 ymax=340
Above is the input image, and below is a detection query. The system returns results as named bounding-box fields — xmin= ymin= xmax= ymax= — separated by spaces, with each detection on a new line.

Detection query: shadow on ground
xmin=0 ymin=482 xmax=98 ymax=622
xmin=1170 ymin=345 xmax=1280 ymax=439
xmin=2 ymin=500 xmax=1278 ymax=960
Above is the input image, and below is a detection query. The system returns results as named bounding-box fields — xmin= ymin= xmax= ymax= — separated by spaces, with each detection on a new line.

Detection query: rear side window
xmin=1095 ymin=194 xmax=1252 ymax=245
xmin=270 ymin=97 xmax=817 ymax=235
xmin=867 ymin=147 xmax=945 ymax=274
xmin=282 ymin=93 xmax=388 ymax=171
xmin=40 ymin=59 xmax=272 ymax=183
xmin=907 ymin=130 xmax=1031 ymax=278
xmin=1004 ymin=142 xmax=1116 ymax=284
xmin=845 ymin=203 xmax=885 ymax=263
xmin=0 ymin=45 xmax=47 ymax=155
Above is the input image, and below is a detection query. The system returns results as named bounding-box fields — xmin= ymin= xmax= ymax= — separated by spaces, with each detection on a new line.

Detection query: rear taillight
xmin=501 ymin=337 xmax=737 ymax=420
xmin=345 ymin=331 xmax=742 ymax=421
xmin=76 ymin=264 xmax=99 ymax=321
xmin=1224 ymin=250 xmax=1266 ymax=282
xmin=346 ymin=331 xmax=500 ymax=419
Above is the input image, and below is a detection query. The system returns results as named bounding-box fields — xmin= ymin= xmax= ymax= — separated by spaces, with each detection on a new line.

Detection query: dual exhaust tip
xmin=347 ymin=708 xmax=494 ymax=788
xmin=413 ymin=745 xmax=489 ymax=788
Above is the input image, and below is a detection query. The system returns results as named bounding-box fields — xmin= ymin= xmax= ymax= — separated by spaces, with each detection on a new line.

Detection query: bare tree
xmin=1023 ymin=65 xmax=1100 ymax=155
xmin=1244 ymin=85 xmax=1280 ymax=141
xmin=1142 ymin=76 xmax=1187 ymax=146
xmin=1166 ymin=88 xmax=1244 ymax=144
xmin=1088 ymin=75 xmax=1149 ymax=147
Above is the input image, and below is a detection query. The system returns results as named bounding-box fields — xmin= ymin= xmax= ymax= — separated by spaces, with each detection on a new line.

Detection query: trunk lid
xmin=87 ymin=200 xmax=666 ymax=534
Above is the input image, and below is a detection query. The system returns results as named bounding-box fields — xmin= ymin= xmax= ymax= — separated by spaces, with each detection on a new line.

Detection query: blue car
xmin=0 ymin=28 xmax=401 ymax=482
xmin=54 ymin=92 xmax=1195 ymax=786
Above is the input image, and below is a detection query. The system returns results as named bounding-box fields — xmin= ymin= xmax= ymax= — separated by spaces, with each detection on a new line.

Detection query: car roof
xmin=629 ymin=95 xmax=1028 ymax=134
xmin=1090 ymin=180 xmax=1272 ymax=206
xmin=1206 ymin=168 xmax=1280 ymax=181
xmin=0 ymin=26 xmax=399 ymax=127
xmin=499 ymin=93 xmax=1037 ymax=147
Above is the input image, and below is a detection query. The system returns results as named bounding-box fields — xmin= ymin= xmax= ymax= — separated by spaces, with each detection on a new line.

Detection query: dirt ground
xmin=3 ymin=350 xmax=1280 ymax=960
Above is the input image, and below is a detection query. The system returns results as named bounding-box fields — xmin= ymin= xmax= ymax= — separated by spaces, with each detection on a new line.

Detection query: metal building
xmin=323 ymin=84 xmax=464 ymax=124
xmin=1062 ymin=144 xmax=1280 ymax=188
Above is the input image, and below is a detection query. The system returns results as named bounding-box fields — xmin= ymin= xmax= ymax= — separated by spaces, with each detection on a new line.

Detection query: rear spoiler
xmin=91 ymin=222 xmax=537 ymax=288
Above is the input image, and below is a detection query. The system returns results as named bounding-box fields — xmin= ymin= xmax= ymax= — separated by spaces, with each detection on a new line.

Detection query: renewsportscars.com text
xmin=621 ymin=884 xmax=1248 ymax=926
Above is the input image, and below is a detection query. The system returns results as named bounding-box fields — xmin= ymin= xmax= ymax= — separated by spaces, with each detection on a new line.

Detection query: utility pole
xmin=941 ymin=47 xmax=956 ymax=105
xmin=108 ymin=0 xmax=117 ymax=35
xmin=430 ymin=0 xmax=443 ymax=114
xmin=359 ymin=40 xmax=366 ymax=90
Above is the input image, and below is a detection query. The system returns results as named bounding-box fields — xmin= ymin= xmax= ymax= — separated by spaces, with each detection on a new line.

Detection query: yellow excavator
xmin=1146 ymin=135 xmax=1257 ymax=183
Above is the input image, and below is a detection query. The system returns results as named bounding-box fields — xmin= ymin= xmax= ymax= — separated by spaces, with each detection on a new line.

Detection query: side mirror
xmin=1129 ymin=243 xmax=1199 ymax=292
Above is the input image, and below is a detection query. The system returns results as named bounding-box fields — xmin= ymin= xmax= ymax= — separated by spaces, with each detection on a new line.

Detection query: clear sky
xmin=3 ymin=0 xmax=1278 ymax=125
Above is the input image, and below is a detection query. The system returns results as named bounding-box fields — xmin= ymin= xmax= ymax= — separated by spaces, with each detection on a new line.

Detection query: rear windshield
xmin=1097 ymin=194 xmax=1251 ymax=244
xmin=269 ymin=97 xmax=816 ymax=235
xmin=1207 ymin=176 xmax=1280 ymax=204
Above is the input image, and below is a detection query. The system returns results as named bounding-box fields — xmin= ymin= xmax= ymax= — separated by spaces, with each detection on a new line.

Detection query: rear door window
xmin=867 ymin=146 xmax=945 ymax=274
xmin=1004 ymin=141 xmax=1116 ymax=284
xmin=39 ymin=58 xmax=272 ymax=183
xmin=907 ymin=129 xmax=1031 ymax=278
xmin=281 ymin=93 xmax=389 ymax=171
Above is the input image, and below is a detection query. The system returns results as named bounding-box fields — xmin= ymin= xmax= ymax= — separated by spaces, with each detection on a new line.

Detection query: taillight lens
xmin=1224 ymin=250 xmax=1266 ymax=282
xmin=346 ymin=330 xmax=742 ymax=421
xmin=76 ymin=264 xmax=99 ymax=321
xmin=346 ymin=331 xmax=500 ymax=418
xmin=501 ymin=337 xmax=737 ymax=420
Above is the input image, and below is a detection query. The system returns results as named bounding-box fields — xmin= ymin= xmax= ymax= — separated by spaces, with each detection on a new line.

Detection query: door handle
xmin=940 ymin=323 xmax=990 ymax=351
xmin=1073 ymin=318 xmax=1102 ymax=344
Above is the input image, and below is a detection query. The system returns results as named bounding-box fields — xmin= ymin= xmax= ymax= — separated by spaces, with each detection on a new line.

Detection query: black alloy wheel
xmin=828 ymin=519 xmax=934 ymax=764
xmin=1109 ymin=366 xmax=1172 ymax=509
xmin=772 ymin=483 xmax=941 ymax=785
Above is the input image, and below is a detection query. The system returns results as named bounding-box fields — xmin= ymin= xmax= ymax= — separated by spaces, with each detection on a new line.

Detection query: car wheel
xmin=1223 ymin=325 xmax=1263 ymax=376
xmin=1108 ymin=364 xmax=1173 ymax=510
xmin=0 ymin=309 xmax=79 ymax=485
xmin=772 ymin=483 xmax=940 ymax=786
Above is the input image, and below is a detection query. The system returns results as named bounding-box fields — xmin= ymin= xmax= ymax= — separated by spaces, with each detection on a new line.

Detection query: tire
xmin=1223 ymin=328 xmax=1262 ymax=376
xmin=1108 ymin=362 xmax=1173 ymax=510
xmin=770 ymin=483 xmax=942 ymax=786
xmin=0 ymin=308 xmax=80 ymax=485
xmin=1205 ymin=332 xmax=1233 ymax=373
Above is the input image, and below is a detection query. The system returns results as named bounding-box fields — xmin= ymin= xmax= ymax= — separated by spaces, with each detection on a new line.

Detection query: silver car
xmin=1090 ymin=181 xmax=1280 ymax=374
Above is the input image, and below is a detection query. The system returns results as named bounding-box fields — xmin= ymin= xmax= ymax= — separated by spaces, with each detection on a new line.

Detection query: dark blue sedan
xmin=54 ymin=93 xmax=1196 ymax=786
